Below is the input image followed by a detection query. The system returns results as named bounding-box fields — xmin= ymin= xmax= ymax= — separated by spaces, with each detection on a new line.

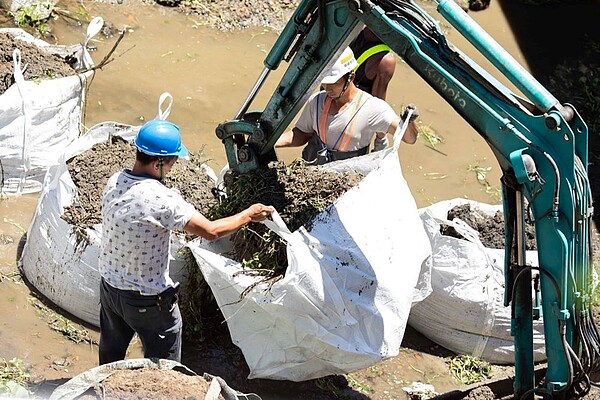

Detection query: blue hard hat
xmin=134 ymin=119 xmax=188 ymax=157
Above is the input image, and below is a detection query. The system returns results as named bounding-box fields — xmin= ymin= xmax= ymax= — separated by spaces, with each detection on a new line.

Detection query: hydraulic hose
xmin=378 ymin=0 xmax=443 ymax=42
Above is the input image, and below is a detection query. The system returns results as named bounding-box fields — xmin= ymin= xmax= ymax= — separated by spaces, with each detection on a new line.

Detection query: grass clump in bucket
xmin=206 ymin=160 xmax=364 ymax=278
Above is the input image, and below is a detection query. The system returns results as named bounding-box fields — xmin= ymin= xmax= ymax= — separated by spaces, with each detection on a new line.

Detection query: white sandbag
xmin=408 ymin=198 xmax=546 ymax=364
xmin=0 ymin=17 xmax=103 ymax=195
xmin=188 ymin=123 xmax=431 ymax=381
xmin=19 ymin=117 xmax=196 ymax=327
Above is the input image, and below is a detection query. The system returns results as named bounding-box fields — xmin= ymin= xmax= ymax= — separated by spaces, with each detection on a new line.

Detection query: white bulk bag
xmin=188 ymin=124 xmax=431 ymax=381
xmin=0 ymin=17 xmax=103 ymax=195
xmin=408 ymin=198 xmax=546 ymax=364
xmin=19 ymin=116 xmax=197 ymax=326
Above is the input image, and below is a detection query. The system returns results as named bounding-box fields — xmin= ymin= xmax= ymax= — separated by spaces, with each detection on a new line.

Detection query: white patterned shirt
xmin=98 ymin=170 xmax=195 ymax=295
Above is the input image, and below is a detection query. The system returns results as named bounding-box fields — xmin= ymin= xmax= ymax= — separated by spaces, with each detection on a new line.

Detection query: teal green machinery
xmin=215 ymin=0 xmax=597 ymax=397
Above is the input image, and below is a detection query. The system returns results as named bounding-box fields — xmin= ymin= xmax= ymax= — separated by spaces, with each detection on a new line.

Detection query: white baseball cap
xmin=321 ymin=47 xmax=358 ymax=85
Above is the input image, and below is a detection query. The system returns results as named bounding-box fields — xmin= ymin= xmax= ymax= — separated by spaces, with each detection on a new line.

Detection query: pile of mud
xmin=0 ymin=32 xmax=75 ymax=94
xmin=77 ymin=368 xmax=223 ymax=400
xmin=440 ymin=203 xmax=537 ymax=250
xmin=208 ymin=161 xmax=363 ymax=277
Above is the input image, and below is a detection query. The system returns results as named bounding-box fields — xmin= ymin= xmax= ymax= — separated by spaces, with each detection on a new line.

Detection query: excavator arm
xmin=215 ymin=1 xmax=596 ymax=398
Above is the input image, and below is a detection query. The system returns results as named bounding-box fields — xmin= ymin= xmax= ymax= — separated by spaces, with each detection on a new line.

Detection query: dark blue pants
xmin=99 ymin=278 xmax=182 ymax=365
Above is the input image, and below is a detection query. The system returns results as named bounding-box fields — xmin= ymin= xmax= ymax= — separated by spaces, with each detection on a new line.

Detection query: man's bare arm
xmin=370 ymin=53 xmax=396 ymax=100
xmin=184 ymin=204 xmax=274 ymax=240
xmin=275 ymin=127 xmax=314 ymax=148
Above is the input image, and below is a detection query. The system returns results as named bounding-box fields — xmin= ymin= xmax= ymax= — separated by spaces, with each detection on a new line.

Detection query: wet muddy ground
xmin=1 ymin=0 xmax=600 ymax=399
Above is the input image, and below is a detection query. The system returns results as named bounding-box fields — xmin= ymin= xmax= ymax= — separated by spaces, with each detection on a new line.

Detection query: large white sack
xmin=0 ymin=18 xmax=103 ymax=195
xmin=408 ymin=198 xmax=546 ymax=364
xmin=19 ymin=121 xmax=193 ymax=327
xmin=188 ymin=127 xmax=431 ymax=382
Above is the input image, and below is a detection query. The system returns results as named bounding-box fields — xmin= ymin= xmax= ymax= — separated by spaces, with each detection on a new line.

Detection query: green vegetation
xmin=314 ymin=375 xmax=373 ymax=399
xmin=447 ymin=355 xmax=492 ymax=385
xmin=410 ymin=364 xmax=439 ymax=384
xmin=0 ymin=357 xmax=30 ymax=398
xmin=48 ymin=314 xmax=95 ymax=344
xmin=315 ymin=376 xmax=345 ymax=398
xmin=467 ymin=162 xmax=501 ymax=202
xmin=178 ymin=246 xmax=211 ymax=343
xmin=11 ymin=1 xmax=55 ymax=36
xmin=417 ymin=123 xmax=444 ymax=149
xmin=345 ymin=374 xmax=373 ymax=394
xmin=29 ymin=296 xmax=96 ymax=344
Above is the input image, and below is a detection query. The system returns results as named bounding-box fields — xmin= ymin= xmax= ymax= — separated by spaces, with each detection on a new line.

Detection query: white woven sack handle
xmin=155 ymin=92 xmax=173 ymax=120
xmin=83 ymin=17 xmax=104 ymax=48
xmin=79 ymin=16 xmax=104 ymax=69
xmin=12 ymin=48 xmax=30 ymax=194
xmin=73 ymin=17 xmax=104 ymax=71
xmin=261 ymin=209 xmax=293 ymax=243
xmin=391 ymin=106 xmax=415 ymax=151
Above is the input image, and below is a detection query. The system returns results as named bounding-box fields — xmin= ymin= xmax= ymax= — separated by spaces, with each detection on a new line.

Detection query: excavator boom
xmin=215 ymin=1 xmax=596 ymax=397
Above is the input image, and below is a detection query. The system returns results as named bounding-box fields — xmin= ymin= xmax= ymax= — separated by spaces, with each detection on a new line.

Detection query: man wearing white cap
xmin=275 ymin=47 xmax=419 ymax=164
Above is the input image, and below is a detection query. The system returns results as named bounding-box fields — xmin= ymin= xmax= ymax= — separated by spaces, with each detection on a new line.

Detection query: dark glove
xmin=373 ymin=136 xmax=389 ymax=152
xmin=401 ymin=103 xmax=419 ymax=122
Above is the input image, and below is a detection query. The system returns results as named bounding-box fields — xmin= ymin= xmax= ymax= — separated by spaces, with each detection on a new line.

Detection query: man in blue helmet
xmin=98 ymin=119 xmax=274 ymax=365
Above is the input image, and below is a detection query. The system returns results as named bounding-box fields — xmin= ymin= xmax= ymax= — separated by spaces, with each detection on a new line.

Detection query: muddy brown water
xmin=1 ymin=0 xmax=599 ymax=399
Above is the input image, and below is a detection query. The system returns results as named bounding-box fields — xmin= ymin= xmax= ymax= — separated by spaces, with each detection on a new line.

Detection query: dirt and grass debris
xmin=28 ymin=294 xmax=97 ymax=344
xmin=447 ymin=355 xmax=492 ymax=385
xmin=181 ymin=160 xmax=363 ymax=343
xmin=0 ymin=32 xmax=75 ymax=95
xmin=0 ymin=357 xmax=29 ymax=397
xmin=440 ymin=203 xmax=537 ymax=250
xmin=206 ymin=160 xmax=363 ymax=278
